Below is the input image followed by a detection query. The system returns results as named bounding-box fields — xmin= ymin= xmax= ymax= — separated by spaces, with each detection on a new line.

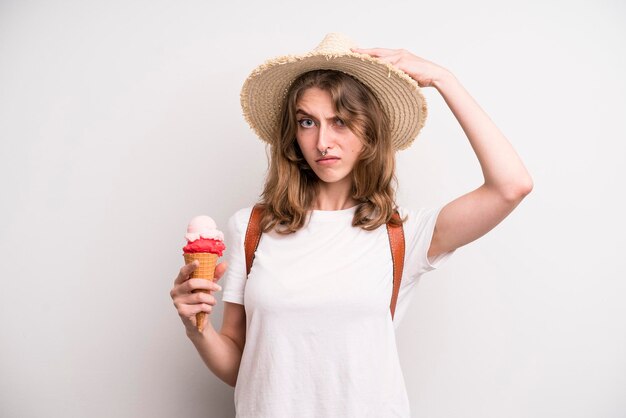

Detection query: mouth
xmin=315 ymin=156 xmax=340 ymax=163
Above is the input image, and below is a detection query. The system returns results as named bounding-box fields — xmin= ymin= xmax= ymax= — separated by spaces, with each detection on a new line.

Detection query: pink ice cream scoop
xmin=183 ymin=215 xmax=225 ymax=256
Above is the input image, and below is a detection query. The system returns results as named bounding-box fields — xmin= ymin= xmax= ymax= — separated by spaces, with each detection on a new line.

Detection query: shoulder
xmin=396 ymin=205 xmax=444 ymax=238
xmin=227 ymin=206 xmax=255 ymax=234
xmin=231 ymin=206 xmax=254 ymax=222
xmin=398 ymin=204 xmax=454 ymax=268
xmin=396 ymin=206 xmax=434 ymax=222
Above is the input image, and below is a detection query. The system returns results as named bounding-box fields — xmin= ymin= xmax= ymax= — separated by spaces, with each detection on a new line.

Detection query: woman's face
xmin=295 ymin=87 xmax=364 ymax=186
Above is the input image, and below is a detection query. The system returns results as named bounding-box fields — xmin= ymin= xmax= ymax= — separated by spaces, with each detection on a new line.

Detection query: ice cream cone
xmin=184 ymin=252 xmax=219 ymax=331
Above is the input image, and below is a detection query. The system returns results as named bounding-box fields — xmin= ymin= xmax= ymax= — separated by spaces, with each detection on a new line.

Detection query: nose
xmin=316 ymin=124 xmax=333 ymax=154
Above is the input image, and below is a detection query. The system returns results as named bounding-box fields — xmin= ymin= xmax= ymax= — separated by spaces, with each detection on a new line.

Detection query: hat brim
xmin=240 ymin=51 xmax=427 ymax=151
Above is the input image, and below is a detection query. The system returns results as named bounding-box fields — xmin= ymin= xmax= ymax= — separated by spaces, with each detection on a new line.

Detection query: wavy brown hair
xmin=259 ymin=69 xmax=403 ymax=233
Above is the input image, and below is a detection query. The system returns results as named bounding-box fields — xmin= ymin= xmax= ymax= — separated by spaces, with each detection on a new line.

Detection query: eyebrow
xmin=295 ymin=109 xmax=339 ymax=121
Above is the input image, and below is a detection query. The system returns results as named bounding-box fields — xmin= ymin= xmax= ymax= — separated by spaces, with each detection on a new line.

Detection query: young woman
xmin=170 ymin=33 xmax=532 ymax=417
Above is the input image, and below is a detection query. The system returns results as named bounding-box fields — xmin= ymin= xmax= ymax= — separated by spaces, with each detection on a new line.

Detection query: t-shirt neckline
xmin=308 ymin=205 xmax=358 ymax=223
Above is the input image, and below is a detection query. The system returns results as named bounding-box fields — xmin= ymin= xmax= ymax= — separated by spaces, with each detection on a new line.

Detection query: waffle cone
xmin=183 ymin=252 xmax=219 ymax=331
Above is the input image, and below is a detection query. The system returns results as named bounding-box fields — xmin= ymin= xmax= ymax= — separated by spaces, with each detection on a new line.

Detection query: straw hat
xmin=240 ymin=32 xmax=427 ymax=151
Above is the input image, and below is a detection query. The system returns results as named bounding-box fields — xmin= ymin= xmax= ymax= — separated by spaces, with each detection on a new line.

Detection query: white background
xmin=1 ymin=0 xmax=625 ymax=417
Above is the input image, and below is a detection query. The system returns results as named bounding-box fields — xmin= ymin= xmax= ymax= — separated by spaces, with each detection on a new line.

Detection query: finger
xmin=177 ymin=299 xmax=214 ymax=316
xmin=175 ymin=289 xmax=210 ymax=306
xmin=191 ymin=292 xmax=217 ymax=306
xmin=174 ymin=260 xmax=199 ymax=285
xmin=373 ymin=52 xmax=403 ymax=65
xmin=177 ymin=305 xmax=197 ymax=321
xmin=185 ymin=278 xmax=222 ymax=293
xmin=176 ymin=292 xmax=217 ymax=307
xmin=214 ymin=261 xmax=229 ymax=281
xmin=190 ymin=303 xmax=213 ymax=315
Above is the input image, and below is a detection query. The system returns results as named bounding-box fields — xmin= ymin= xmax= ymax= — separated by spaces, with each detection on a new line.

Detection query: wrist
xmin=186 ymin=327 xmax=202 ymax=342
xmin=431 ymin=69 xmax=457 ymax=92
xmin=186 ymin=321 xmax=217 ymax=341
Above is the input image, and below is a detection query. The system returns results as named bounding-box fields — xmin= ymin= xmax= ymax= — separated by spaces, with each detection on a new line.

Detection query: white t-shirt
xmin=221 ymin=205 xmax=454 ymax=418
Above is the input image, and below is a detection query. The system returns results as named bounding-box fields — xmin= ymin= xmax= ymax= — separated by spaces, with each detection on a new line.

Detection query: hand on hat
xmin=351 ymin=47 xmax=451 ymax=89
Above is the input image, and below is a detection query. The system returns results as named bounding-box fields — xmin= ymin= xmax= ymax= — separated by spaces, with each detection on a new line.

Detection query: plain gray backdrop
xmin=1 ymin=0 xmax=625 ymax=417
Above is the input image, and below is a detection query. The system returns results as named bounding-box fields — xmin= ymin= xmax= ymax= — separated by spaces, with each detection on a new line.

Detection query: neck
xmin=312 ymin=179 xmax=358 ymax=211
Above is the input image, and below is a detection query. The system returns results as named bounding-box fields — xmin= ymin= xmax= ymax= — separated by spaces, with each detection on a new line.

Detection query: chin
xmin=313 ymin=173 xmax=350 ymax=185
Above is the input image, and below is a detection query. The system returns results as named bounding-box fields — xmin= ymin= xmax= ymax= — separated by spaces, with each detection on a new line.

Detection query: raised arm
xmin=352 ymin=47 xmax=533 ymax=258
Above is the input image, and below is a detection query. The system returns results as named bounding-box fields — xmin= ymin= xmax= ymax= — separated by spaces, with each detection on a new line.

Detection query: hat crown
xmin=312 ymin=32 xmax=357 ymax=54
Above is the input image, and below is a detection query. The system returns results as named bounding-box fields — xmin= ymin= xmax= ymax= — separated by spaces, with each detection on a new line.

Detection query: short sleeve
xmin=221 ymin=207 xmax=253 ymax=306
xmin=392 ymin=205 xmax=455 ymax=328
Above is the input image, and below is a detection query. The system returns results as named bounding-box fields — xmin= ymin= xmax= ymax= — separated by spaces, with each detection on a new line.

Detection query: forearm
xmin=434 ymin=72 xmax=533 ymax=198
xmin=186 ymin=321 xmax=243 ymax=387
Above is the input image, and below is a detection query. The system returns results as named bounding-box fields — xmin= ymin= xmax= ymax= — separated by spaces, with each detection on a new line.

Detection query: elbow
xmin=499 ymin=176 xmax=534 ymax=204
xmin=517 ymin=175 xmax=534 ymax=198
xmin=496 ymin=176 xmax=534 ymax=207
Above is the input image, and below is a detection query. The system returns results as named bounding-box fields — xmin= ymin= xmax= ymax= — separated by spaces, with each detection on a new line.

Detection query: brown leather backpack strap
xmin=244 ymin=204 xmax=264 ymax=277
xmin=387 ymin=210 xmax=405 ymax=320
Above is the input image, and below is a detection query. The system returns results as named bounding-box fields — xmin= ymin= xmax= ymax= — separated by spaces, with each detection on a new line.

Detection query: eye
xmin=297 ymin=118 xmax=315 ymax=128
xmin=334 ymin=117 xmax=346 ymax=127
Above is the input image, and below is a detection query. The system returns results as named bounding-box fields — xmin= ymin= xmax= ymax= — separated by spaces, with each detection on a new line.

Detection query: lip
xmin=315 ymin=156 xmax=340 ymax=164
